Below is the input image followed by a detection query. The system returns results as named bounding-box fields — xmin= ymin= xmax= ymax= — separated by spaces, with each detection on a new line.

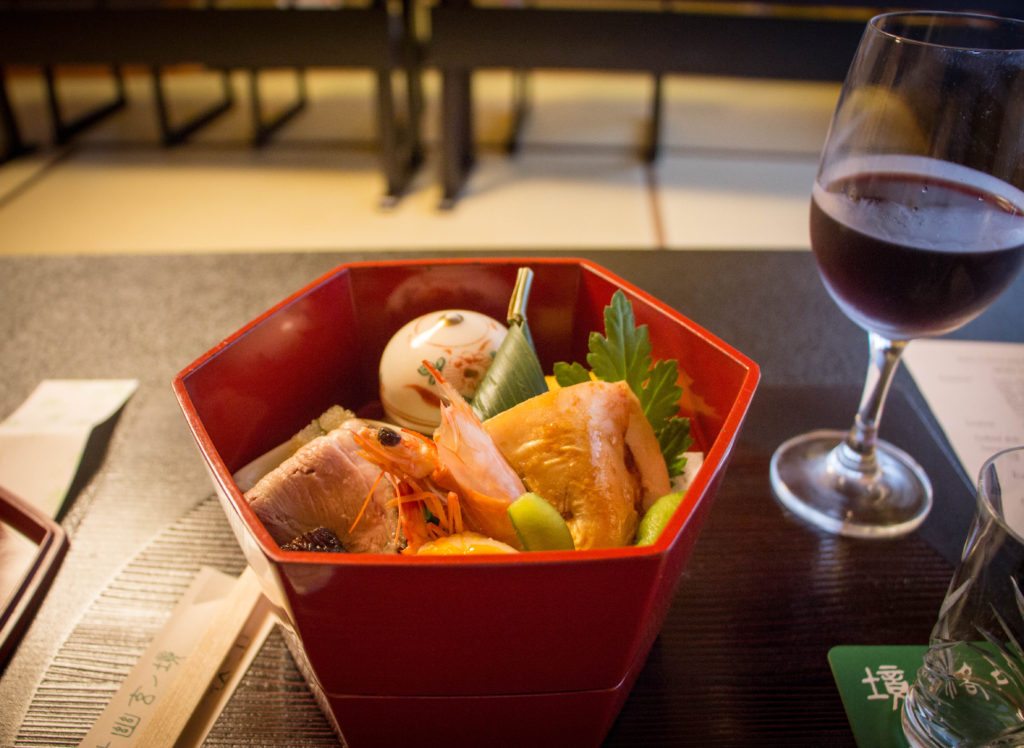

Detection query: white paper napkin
xmin=0 ymin=379 xmax=138 ymax=517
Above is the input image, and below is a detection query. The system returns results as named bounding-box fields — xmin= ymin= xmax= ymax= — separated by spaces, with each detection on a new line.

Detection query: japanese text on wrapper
xmin=100 ymin=649 xmax=183 ymax=745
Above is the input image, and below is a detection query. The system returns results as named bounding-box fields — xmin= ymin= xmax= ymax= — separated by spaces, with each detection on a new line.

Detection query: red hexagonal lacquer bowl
xmin=173 ymin=257 xmax=759 ymax=748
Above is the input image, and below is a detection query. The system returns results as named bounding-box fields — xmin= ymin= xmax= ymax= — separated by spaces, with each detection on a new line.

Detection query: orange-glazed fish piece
xmin=483 ymin=380 xmax=671 ymax=549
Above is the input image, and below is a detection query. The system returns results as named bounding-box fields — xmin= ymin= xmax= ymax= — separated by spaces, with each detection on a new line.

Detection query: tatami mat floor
xmin=0 ymin=68 xmax=839 ymax=254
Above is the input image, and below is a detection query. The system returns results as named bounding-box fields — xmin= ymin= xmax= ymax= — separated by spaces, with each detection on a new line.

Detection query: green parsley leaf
xmin=586 ymin=291 xmax=651 ymax=389
xmin=553 ymin=361 xmax=590 ymax=387
xmin=658 ymin=417 xmax=693 ymax=478
xmin=643 ymin=358 xmax=683 ymax=431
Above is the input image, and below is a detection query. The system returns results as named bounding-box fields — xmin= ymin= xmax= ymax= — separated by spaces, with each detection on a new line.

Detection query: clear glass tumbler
xmin=903 ymin=446 xmax=1024 ymax=746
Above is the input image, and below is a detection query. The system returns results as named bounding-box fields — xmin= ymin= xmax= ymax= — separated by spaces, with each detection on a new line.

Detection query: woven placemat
xmin=15 ymin=496 xmax=338 ymax=747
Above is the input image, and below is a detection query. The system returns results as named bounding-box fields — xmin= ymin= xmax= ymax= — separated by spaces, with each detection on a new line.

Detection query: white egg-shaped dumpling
xmin=379 ymin=309 xmax=506 ymax=433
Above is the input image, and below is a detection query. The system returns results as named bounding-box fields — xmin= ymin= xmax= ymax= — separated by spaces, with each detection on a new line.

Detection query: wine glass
xmin=770 ymin=11 xmax=1024 ymax=539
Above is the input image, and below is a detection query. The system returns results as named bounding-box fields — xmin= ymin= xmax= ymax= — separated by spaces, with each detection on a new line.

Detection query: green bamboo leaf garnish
xmin=471 ymin=323 xmax=547 ymax=421
xmin=554 ymin=290 xmax=693 ymax=478
xmin=471 ymin=268 xmax=548 ymax=421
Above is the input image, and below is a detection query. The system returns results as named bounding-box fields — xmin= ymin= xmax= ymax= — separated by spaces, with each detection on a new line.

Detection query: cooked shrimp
xmin=427 ymin=361 xmax=525 ymax=546
xmin=353 ymin=362 xmax=525 ymax=551
xmin=483 ymin=380 xmax=672 ymax=549
xmin=350 ymin=426 xmax=441 ymax=551
xmin=353 ymin=424 xmax=436 ymax=481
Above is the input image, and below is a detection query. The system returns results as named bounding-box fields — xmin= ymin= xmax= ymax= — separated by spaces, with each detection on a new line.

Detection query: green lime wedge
xmin=508 ymin=493 xmax=575 ymax=551
xmin=635 ymin=491 xmax=684 ymax=546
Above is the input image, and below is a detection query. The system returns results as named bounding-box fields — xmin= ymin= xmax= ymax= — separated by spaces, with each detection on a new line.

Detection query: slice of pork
xmin=245 ymin=420 xmax=398 ymax=554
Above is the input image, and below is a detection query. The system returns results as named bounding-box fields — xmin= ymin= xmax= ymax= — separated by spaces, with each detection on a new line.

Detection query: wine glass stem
xmin=833 ymin=332 xmax=909 ymax=479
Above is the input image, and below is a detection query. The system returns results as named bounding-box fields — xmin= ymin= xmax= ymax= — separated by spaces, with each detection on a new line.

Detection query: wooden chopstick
xmin=132 ymin=566 xmax=265 ymax=748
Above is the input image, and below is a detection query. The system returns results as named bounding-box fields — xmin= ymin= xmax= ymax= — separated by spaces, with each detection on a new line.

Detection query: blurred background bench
xmin=428 ymin=0 xmax=1023 ymax=205
xmin=0 ymin=0 xmax=424 ymax=203
xmin=1 ymin=0 xmax=1019 ymax=206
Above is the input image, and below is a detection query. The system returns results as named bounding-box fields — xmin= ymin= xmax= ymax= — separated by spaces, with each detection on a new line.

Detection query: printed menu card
xmin=903 ymin=339 xmax=1024 ymax=487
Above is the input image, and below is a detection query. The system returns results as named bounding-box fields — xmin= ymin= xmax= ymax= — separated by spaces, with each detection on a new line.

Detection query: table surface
xmin=1 ymin=249 xmax=1022 ymax=747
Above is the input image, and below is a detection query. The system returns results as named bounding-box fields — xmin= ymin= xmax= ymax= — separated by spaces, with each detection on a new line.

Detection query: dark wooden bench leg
xmin=43 ymin=64 xmax=126 ymax=145
xmin=250 ymin=67 xmax=307 ymax=148
xmin=402 ymin=0 xmax=425 ymax=172
xmin=366 ymin=0 xmax=423 ymax=206
xmin=152 ymin=66 xmax=234 ymax=146
xmin=404 ymin=68 xmax=425 ymax=175
xmin=462 ymin=72 xmax=475 ymax=175
xmin=376 ymin=68 xmax=405 ymax=208
xmin=439 ymin=67 xmax=473 ymax=209
xmin=0 ymin=66 xmax=36 ymax=164
xmin=376 ymin=61 xmax=426 ymax=208
xmin=643 ymin=72 xmax=663 ymax=163
xmin=505 ymin=68 xmax=530 ymax=155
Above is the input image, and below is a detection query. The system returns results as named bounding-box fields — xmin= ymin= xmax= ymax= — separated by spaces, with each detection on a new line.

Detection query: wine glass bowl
xmin=811 ymin=156 xmax=1024 ymax=340
xmin=771 ymin=11 xmax=1024 ymax=539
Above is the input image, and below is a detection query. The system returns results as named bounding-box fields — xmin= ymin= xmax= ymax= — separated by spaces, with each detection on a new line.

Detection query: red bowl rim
xmin=172 ymin=256 xmax=760 ymax=568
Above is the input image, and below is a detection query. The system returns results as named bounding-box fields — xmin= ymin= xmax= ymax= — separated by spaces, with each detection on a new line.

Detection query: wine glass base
xmin=769 ymin=429 xmax=933 ymax=539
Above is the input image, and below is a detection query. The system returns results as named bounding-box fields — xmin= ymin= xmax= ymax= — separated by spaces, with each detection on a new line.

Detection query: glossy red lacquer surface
xmin=0 ymin=486 xmax=69 ymax=669
xmin=173 ymin=258 xmax=759 ymax=737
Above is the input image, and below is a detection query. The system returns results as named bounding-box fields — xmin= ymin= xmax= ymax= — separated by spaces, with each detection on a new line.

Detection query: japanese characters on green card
xmin=829 ymin=645 xmax=926 ymax=748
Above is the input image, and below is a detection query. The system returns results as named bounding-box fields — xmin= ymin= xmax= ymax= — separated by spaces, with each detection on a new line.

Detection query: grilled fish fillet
xmin=484 ymin=381 xmax=671 ymax=549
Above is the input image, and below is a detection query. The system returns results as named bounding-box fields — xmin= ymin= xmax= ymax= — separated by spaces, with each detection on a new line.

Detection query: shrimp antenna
xmin=421 ymin=360 xmax=453 ymax=406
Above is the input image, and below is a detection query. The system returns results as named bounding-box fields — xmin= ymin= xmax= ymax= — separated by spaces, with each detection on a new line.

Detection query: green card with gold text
xmin=829 ymin=645 xmax=928 ymax=748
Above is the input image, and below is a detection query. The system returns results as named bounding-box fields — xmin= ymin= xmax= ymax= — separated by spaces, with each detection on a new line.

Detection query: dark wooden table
xmin=1 ymin=250 xmax=1021 ymax=746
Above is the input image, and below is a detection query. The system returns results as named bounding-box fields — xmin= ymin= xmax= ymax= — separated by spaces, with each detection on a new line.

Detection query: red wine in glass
xmin=812 ymin=155 xmax=1024 ymax=340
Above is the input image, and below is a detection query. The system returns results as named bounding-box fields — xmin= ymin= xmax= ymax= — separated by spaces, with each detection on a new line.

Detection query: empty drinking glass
xmin=903 ymin=446 xmax=1024 ymax=746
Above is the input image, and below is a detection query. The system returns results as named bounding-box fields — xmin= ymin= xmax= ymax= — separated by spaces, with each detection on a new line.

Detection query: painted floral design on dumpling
xmin=379 ymin=309 xmax=506 ymax=432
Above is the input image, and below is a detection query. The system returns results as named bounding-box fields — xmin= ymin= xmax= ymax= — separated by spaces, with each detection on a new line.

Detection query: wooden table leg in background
xmin=0 ymin=66 xmax=35 ymax=164
xmin=440 ymin=66 xmax=473 ymax=209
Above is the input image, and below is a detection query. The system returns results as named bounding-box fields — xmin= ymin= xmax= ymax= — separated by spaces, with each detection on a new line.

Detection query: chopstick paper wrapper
xmin=79 ymin=566 xmax=274 ymax=748
xmin=0 ymin=379 xmax=137 ymax=518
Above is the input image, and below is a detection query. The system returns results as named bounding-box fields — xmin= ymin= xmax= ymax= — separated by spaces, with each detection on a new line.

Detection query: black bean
xmin=281 ymin=527 xmax=346 ymax=553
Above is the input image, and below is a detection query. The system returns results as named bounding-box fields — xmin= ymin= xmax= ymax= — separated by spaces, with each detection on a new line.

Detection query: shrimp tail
xmin=459 ymin=487 xmax=523 ymax=548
